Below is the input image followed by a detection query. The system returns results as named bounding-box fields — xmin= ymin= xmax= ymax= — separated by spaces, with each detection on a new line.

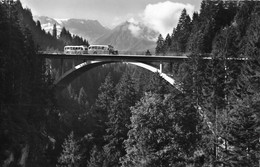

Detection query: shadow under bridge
xmin=54 ymin=61 xmax=180 ymax=92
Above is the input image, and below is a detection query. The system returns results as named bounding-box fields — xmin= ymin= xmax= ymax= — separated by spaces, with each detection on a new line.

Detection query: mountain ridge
xmin=34 ymin=16 xmax=110 ymax=43
xmin=95 ymin=21 xmax=158 ymax=52
xmin=34 ymin=16 xmax=158 ymax=52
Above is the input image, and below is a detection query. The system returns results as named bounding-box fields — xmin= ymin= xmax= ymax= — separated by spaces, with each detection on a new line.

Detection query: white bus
xmin=88 ymin=45 xmax=118 ymax=55
xmin=64 ymin=45 xmax=88 ymax=55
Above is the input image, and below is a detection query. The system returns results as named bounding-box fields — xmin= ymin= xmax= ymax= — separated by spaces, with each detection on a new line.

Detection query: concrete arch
xmin=54 ymin=61 xmax=180 ymax=92
xmin=129 ymin=62 xmax=180 ymax=90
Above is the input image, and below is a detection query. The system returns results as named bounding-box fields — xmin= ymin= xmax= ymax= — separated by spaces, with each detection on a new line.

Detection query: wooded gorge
xmin=0 ymin=0 xmax=260 ymax=167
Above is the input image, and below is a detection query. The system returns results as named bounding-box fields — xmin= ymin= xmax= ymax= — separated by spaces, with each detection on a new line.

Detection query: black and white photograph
xmin=0 ymin=0 xmax=260 ymax=166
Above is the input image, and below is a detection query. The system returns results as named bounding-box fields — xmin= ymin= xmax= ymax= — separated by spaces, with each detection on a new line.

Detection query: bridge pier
xmin=159 ymin=63 xmax=163 ymax=73
xmin=60 ymin=58 xmax=64 ymax=76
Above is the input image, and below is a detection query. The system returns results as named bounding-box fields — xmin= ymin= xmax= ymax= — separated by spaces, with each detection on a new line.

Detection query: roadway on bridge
xmin=39 ymin=53 xmax=189 ymax=62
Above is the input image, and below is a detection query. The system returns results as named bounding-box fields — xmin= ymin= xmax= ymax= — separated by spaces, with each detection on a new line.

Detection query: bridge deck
xmin=39 ymin=53 xmax=189 ymax=62
xmin=39 ymin=53 xmax=249 ymax=62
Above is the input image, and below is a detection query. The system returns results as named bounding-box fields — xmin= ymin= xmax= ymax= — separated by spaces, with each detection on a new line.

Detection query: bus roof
xmin=64 ymin=45 xmax=88 ymax=47
xmin=89 ymin=44 xmax=113 ymax=47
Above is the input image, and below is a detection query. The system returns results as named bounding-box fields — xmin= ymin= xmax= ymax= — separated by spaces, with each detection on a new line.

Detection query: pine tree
xmin=234 ymin=1 xmax=256 ymax=38
xmin=122 ymin=93 xmax=166 ymax=167
xmin=121 ymin=92 xmax=202 ymax=167
xmin=170 ymin=28 xmax=177 ymax=52
xmin=90 ymin=73 xmax=116 ymax=149
xmin=145 ymin=50 xmax=151 ymax=56
xmin=220 ymin=7 xmax=260 ymax=166
xmin=57 ymin=131 xmax=81 ymax=167
xmin=186 ymin=12 xmax=204 ymax=53
xmin=145 ymin=72 xmax=171 ymax=96
xmin=53 ymin=23 xmax=57 ymax=39
xmin=194 ymin=3 xmax=260 ymax=165
xmin=103 ymin=72 xmax=138 ymax=167
xmin=163 ymin=33 xmax=171 ymax=53
xmin=83 ymin=39 xmax=89 ymax=46
xmin=60 ymin=27 xmax=72 ymax=45
xmin=36 ymin=20 xmax=41 ymax=29
xmin=0 ymin=1 xmax=56 ymax=165
xmin=171 ymin=9 xmax=191 ymax=53
xmin=187 ymin=1 xmax=238 ymax=54
xmin=94 ymin=73 xmax=115 ymax=117
xmin=224 ymin=95 xmax=260 ymax=166
xmin=0 ymin=1 xmax=9 ymax=105
xmin=78 ymin=87 xmax=89 ymax=109
xmin=87 ymin=145 xmax=104 ymax=167
xmin=155 ymin=34 xmax=164 ymax=55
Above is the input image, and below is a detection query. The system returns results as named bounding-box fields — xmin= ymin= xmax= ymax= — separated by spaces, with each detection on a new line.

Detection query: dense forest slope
xmin=0 ymin=1 xmax=56 ymax=166
xmin=19 ymin=6 xmax=89 ymax=51
xmin=152 ymin=1 xmax=260 ymax=166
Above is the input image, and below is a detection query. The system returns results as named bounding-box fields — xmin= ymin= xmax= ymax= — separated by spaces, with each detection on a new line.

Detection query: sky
xmin=20 ymin=0 xmax=202 ymax=37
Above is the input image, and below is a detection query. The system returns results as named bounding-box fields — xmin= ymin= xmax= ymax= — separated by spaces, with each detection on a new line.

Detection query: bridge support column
xmin=159 ymin=63 xmax=163 ymax=73
xmin=60 ymin=58 xmax=64 ymax=76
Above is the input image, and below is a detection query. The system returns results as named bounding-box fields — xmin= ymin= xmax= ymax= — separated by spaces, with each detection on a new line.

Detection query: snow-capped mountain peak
xmin=95 ymin=21 xmax=159 ymax=52
xmin=34 ymin=16 xmax=158 ymax=52
xmin=33 ymin=16 xmax=110 ymax=43
xmin=55 ymin=18 xmax=69 ymax=25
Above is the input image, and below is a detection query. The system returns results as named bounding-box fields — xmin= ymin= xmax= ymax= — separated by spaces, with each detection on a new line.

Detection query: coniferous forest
xmin=0 ymin=0 xmax=260 ymax=167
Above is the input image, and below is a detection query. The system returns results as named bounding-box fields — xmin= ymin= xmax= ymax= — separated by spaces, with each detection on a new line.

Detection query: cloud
xmin=127 ymin=18 xmax=141 ymax=37
xmin=142 ymin=1 xmax=195 ymax=37
xmin=128 ymin=17 xmax=138 ymax=24
xmin=111 ymin=13 xmax=136 ymax=28
xmin=111 ymin=17 xmax=123 ymax=27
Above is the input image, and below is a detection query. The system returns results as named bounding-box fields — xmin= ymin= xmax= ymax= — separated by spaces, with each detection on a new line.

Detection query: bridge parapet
xmin=39 ymin=53 xmax=189 ymax=62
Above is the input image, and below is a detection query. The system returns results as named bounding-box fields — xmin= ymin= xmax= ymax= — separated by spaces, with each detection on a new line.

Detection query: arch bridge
xmin=39 ymin=52 xmax=246 ymax=150
xmin=40 ymin=52 xmax=213 ymax=140
xmin=39 ymin=53 xmax=190 ymax=91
